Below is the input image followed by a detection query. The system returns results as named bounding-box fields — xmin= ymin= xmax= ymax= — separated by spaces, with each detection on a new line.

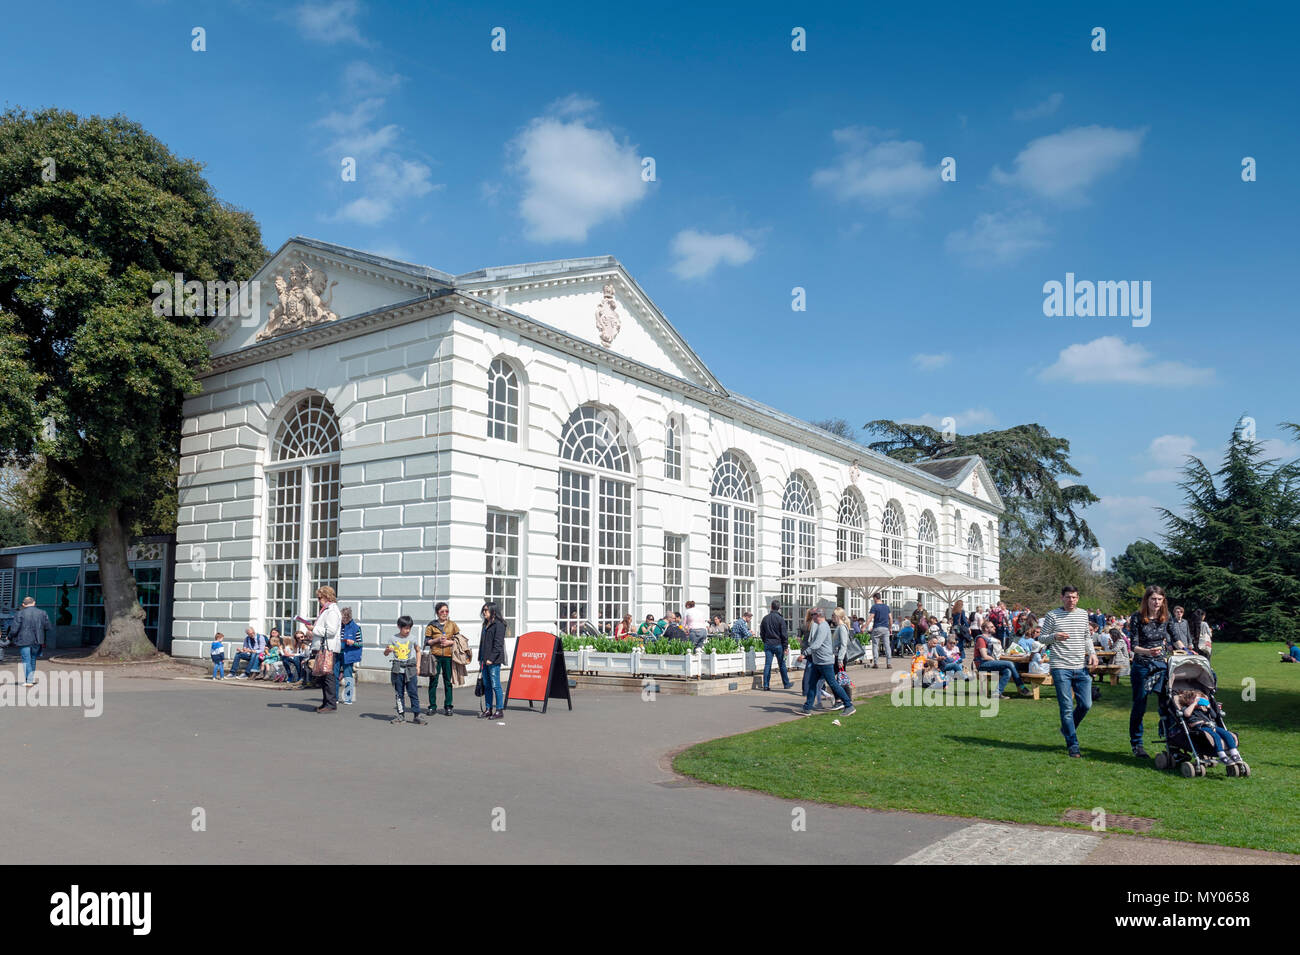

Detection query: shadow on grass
xmin=943 ymin=734 xmax=1160 ymax=769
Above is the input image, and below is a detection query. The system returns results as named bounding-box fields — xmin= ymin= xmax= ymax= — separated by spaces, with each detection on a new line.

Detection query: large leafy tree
xmin=0 ymin=108 xmax=265 ymax=659
xmin=863 ymin=420 xmax=1099 ymax=552
xmin=1158 ymin=421 xmax=1300 ymax=642
xmin=1110 ymin=539 xmax=1174 ymax=593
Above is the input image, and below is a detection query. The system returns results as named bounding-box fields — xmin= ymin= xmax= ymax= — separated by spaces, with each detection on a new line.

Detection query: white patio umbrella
xmin=922 ymin=570 xmax=1007 ymax=610
xmin=781 ymin=557 xmax=941 ymax=611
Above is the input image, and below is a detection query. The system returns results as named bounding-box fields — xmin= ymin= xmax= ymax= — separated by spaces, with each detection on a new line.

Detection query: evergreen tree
xmin=1110 ymin=540 xmax=1173 ymax=593
xmin=1158 ymin=421 xmax=1300 ymax=642
xmin=864 ymin=420 xmax=1099 ymax=552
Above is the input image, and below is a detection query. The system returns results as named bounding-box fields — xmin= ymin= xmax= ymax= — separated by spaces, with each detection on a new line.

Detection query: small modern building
xmin=0 ymin=535 xmax=176 ymax=650
xmin=168 ymin=237 xmax=1004 ymax=670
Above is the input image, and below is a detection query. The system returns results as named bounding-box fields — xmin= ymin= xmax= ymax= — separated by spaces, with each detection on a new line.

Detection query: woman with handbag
xmin=422 ymin=602 xmax=460 ymax=716
xmin=306 ymin=586 xmax=342 ymax=712
xmin=477 ymin=601 xmax=508 ymax=720
xmin=339 ymin=607 xmax=363 ymax=705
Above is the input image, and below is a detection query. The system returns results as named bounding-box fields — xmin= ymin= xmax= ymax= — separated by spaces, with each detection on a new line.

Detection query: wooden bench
xmin=1021 ymin=671 xmax=1052 ymax=700
xmin=1089 ymin=663 xmax=1121 ymax=686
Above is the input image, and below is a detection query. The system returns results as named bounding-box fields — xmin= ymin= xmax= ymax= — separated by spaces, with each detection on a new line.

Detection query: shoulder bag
xmin=311 ymin=645 xmax=334 ymax=677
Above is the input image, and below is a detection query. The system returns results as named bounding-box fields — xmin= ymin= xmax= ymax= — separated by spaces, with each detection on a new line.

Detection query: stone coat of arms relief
xmin=594 ymin=283 xmax=622 ymax=347
xmin=257 ymin=260 xmax=340 ymax=341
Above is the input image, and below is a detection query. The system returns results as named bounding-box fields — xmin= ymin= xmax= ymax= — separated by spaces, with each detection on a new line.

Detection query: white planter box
xmin=637 ymin=652 xmax=701 ymax=678
xmin=563 ymin=649 xmax=586 ymax=673
xmin=703 ymin=651 xmax=747 ymax=677
xmin=584 ymin=650 xmax=637 ymax=676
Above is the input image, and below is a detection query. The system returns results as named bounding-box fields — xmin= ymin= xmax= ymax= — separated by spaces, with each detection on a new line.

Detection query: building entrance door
xmin=709 ymin=576 xmax=727 ymax=621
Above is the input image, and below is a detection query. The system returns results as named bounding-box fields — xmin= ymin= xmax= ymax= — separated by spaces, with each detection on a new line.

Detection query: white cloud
xmin=811 ymin=126 xmax=939 ymax=214
xmin=912 ymin=352 xmax=951 ymax=370
xmin=317 ymin=94 xmax=438 ymax=226
xmin=992 ymin=125 xmax=1146 ymax=201
xmin=899 ymin=408 xmax=998 ymax=432
xmin=669 ymin=230 xmax=756 ymax=279
xmin=945 ymin=210 xmax=1050 ymax=266
xmin=291 ymin=0 xmax=369 ymax=45
xmin=341 ymin=61 xmax=402 ymax=96
xmin=1013 ymin=92 xmax=1064 ymax=121
xmin=1139 ymin=434 xmax=1201 ymax=483
xmin=510 ymin=99 xmax=649 ymax=242
xmin=1092 ymin=495 xmax=1168 ymax=558
xmin=1260 ymin=437 xmax=1300 ymax=463
xmin=1038 ymin=336 xmax=1214 ymax=386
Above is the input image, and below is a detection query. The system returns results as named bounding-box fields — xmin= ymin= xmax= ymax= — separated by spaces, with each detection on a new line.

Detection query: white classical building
xmin=168 ymin=237 xmax=1004 ymax=669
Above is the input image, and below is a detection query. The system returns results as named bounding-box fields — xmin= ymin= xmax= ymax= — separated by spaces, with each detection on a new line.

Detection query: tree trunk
xmin=89 ymin=507 xmax=161 ymax=661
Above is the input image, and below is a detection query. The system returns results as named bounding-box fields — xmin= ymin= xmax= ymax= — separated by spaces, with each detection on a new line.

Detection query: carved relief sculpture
xmin=594 ymin=283 xmax=622 ymax=347
xmin=257 ymin=260 xmax=340 ymax=341
xmin=850 ymin=460 xmax=860 ymax=485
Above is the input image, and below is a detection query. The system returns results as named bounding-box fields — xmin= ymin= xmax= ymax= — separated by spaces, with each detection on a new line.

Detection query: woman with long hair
xmin=950 ymin=599 xmax=969 ymax=653
xmin=1127 ymin=585 xmax=1183 ymax=758
xmin=477 ymin=601 xmax=508 ymax=720
xmin=1189 ymin=608 xmax=1213 ymax=658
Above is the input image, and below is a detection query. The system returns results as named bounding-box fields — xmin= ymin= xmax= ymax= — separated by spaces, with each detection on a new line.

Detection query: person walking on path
xmin=759 ymin=600 xmax=792 ymax=690
xmin=423 ymin=602 xmax=460 ymax=716
xmin=306 ymin=586 xmax=342 ymax=712
xmin=1128 ymin=585 xmax=1183 ymax=758
xmin=339 ymin=607 xmax=362 ymax=705
xmin=1170 ymin=606 xmax=1191 ymax=649
xmin=7 ymin=596 xmax=51 ymax=686
xmin=798 ymin=608 xmax=856 ymax=717
xmin=1038 ymin=585 xmax=1098 ymax=758
xmin=477 ymin=602 xmax=508 ymax=720
xmin=868 ymin=593 xmax=892 ymax=669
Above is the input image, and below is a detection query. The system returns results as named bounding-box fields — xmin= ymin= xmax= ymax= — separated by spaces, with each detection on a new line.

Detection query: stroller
xmin=1153 ymin=652 xmax=1251 ymax=778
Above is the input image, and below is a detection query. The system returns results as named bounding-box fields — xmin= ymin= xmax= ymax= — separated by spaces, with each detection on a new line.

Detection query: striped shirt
xmin=1039 ymin=607 xmax=1093 ymax=669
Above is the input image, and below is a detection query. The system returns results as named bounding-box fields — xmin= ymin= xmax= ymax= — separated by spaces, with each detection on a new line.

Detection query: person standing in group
xmin=1169 ymin=606 xmax=1191 ymax=650
xmin=1189 ymin=609 xmax=1213 ymax=658
xmin=683 ymin=600 xmax=709 ymax=648
xmin=797 ymin=609 xmax=856 ymax=717
xmin=477 ymin=602 xmax=508 ymax=720
xmin=384 ymin=616 xmax=424 ymax=724
xmin=423 ymin=602 xmax=460 ymax=716
xmin=830 ymin=607 xmax=852 ymax=671
xmin=759 ymin=600 xmax=792 ymax=690
xmin=339 ymin=607 xmax=363 ymax=705
xmin=1128 ymin=584 xmax=1184 ymax=758
xmin=1038 ymin=585 xmax=1098 ymax=758
xmin=868 ymin=592 xmax=892 ymax=669
xmin=306 ymin=586 xmax=342 ymax=713
xmin=950 ymin=599 xmax=970 ymax=654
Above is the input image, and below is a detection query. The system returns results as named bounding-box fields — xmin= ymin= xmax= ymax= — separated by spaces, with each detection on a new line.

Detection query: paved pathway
xmin=1 ymin=659 xmax=1295 ymax=865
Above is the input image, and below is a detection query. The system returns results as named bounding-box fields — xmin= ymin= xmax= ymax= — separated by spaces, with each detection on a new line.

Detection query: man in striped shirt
xmin=1038 ymin=585 xmax=1099 ymax=758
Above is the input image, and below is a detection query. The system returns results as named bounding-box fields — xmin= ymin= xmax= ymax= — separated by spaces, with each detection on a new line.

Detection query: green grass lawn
xmin=675 ymin=644 xmax=1300 ymax=853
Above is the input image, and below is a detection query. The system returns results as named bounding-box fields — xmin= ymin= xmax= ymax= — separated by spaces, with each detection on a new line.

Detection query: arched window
xmin=780 ymin=473 xmax=817 ymax=629
xmin=487 ymin=357 xmax=520 ymax=442
xmin=266 ymin=394 xmax=341 ymax=638
xmin=967 ymin=523 xmax=983 ymax=579
xmin=987 ymin=520 xmax=996 ymax=579
xmin=880 ymin=501 xmax=904 ymax=567
xmin=953 ymin=509 xmax=963 ymax=550
xmin=709 ymin=451 xmax=756 ymax=623
xmin=836 ymin=491 xmax=866 ymax=616
xmin=917 ymin=510 xmax=937 ymax=576
xmin=664 ymin=414 xmax=682 ymax=481
xmin=556 ymin=406 xmax=634 ymax=632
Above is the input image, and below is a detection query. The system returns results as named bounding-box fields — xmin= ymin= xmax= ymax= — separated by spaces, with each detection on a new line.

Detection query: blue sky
xmin=3 ymin=0 xmax=1297 ymax=562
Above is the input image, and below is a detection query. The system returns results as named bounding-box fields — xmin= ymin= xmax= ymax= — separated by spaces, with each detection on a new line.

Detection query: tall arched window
xmin=556 ymin=406 xmax=634 ymax=632
xmin=967 ymin=523 xmax=983 ymax=579
xmin=917 ymin=510 xmax=937 ymax=575
xmin=953 ymin=508 xmax=963 ymax=551
xmin=780 ymin=473 xmax=817 ymax=629
xmin=836 ymin=491 xmax=865 ymax=616
xmin=664 ymin=415 xmax=682 ymax=481
xmin=709 ymin=452 xmax=756 ymax=623
xmin=487 ymin=357 xmax=520 ymax=442
xmin=987 ymin=520 xmax=996 ymax=578
xmin=266 ymin=394 xmax=341 ymax=638
xmin=880 ymin=501 xmax=904 ymax=567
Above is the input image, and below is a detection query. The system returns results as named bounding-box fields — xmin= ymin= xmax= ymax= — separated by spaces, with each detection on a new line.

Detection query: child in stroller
xmin=1155 ymin=652 xmax=1251 ymax=777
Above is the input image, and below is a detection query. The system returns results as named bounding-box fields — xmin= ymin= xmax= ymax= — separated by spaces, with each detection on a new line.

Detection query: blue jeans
xmin=282 ymin=657 xmax=301 ymax=682
xmin=391 ymin=670 xmax=419 ymax=715
xmin=802 ymin=663 xmax=852 ymax=712
xmin=20 ymin=645 xmax=39 ymax=682
xmin=1051 ymin=667 xmax=1093 ymax=750
xmin=939 ymin=661 xmax=963 ymax=679
xmin=1195 ymin=724 xmax=1237 ymax=752
xmin=978 ymin=659 xmax=1023 ymax=694
xmin=212 ymin=658 xmax=225 ymax=678
xmin=1130 ymin=656 xmax=1159 ymax=747
xmin=763 ymin=646 xmax=791 ymax=688
xmin=482 ymin=663 xmax=504 ymax=710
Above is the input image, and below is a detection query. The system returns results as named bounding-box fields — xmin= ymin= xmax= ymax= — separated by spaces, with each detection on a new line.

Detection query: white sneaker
xmin=830 ymin=701 xmax=845 ymax=711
